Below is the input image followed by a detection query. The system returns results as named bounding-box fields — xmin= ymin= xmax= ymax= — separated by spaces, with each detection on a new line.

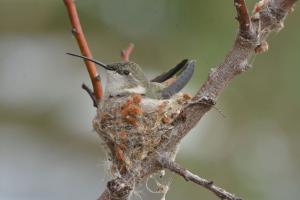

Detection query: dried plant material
xmin=253 ymin=0 xmax=269 ymax=14
xmin=182 ymin=93 xmax=192 ymax=100
xmin=93 ymin=93 xmax=191 ymax=177
xmin=162 ymin=115 xmax=172 ymax=124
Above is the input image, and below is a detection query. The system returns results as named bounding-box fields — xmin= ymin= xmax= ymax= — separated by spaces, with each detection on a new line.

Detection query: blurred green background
xmin=0 ymin=0 xmax=299 ymax=200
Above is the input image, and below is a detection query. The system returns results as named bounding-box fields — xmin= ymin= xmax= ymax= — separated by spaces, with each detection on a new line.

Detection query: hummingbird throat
xmin=105 ymin=71 xmax=146 ymax=97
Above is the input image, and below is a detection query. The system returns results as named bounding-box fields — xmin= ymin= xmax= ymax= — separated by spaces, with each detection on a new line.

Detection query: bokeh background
xmin=0 ymin=0 xmax=299 ymax=200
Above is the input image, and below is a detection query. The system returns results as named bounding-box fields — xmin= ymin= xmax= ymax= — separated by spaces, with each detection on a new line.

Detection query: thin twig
xmin=81 ymin=83 xmax=97 ymax=108
xmin=158 ymin=157 xmax=241 ymax=200
xmin=63 ymin=0 xmax=103 ymax=102
xmin=275 ymin=0 xmax=297 ymax=10
xmin=234 ymin=0 xmax=252 ymax=38
xmin=121 ymin=43 xmax=135 ymax=62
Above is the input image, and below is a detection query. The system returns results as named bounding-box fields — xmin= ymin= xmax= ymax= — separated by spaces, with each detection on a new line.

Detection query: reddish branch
xmin=64 ymin=0 xmax=103 ymax=102
xmin=121 ymin=43 xmax=135 ymax=62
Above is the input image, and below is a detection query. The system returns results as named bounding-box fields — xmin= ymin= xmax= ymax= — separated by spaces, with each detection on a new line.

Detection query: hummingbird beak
xmin=66 ymin=53 xmax=115 ymax=71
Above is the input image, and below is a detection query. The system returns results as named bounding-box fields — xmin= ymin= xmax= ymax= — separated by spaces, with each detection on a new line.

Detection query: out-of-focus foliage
xmin=0 ymin=1 xmax=299 ymax=200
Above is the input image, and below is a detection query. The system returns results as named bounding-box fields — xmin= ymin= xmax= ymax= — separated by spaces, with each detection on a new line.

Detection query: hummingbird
xmin=67 ymin=53 xmax=195 ymax=102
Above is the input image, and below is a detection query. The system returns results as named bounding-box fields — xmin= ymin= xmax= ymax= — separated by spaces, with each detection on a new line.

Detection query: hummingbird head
xmin=67 ymin=53 xmax=149 ymax=96
xmin=104 ymin=61 xmax=149 ymax=96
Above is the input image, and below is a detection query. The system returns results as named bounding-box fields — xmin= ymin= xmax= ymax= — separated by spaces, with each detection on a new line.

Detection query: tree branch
xmin=63 ymin=0 xmax=103 ymax=102
xmin=98 ymin=178 xmax=133 ymax=200
xmin=121 ymin=43 xmax=135 ymax=62
xmin=158 ymin=156 xmax=241 ymax=200
xmin=165 ymin=0 xmax=298 ymax=150
xmin=98 ymin=190 xmax=110 ymax=200
xmin=234 ymin=0 xmax=252 ymax=39
xmin=274 ymin=0 xmax=297 ymax=10
xmin=81 ymin=83 xmax=98 ymax=108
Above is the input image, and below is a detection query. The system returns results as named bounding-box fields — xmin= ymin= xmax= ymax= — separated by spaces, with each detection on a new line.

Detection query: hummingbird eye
xmin=122 ymin=70 xmax=130 ymax=75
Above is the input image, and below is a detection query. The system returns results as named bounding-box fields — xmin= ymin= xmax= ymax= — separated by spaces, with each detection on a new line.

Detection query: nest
xmin=93 ymin=93 xmax=191 ymax=177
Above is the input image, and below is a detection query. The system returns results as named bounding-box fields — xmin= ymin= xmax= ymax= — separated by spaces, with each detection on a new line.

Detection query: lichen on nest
xmin=93 ymin=93 xmax=192 ymax=177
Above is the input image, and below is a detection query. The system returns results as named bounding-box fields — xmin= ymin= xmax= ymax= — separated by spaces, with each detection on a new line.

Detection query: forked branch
xmin=158 ymin=0 xmax=297 ymax=198
xmin=121 ymin=43 xmax=135 ymax=62
xmin=166 ymin=0 xmax=298 ymax=150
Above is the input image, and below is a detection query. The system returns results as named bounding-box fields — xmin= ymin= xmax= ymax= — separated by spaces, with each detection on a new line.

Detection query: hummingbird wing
xmin=160 ymin=60 xmax=195 ymax=99
xmin=151 ymin=59 xmax=189 ymax=83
